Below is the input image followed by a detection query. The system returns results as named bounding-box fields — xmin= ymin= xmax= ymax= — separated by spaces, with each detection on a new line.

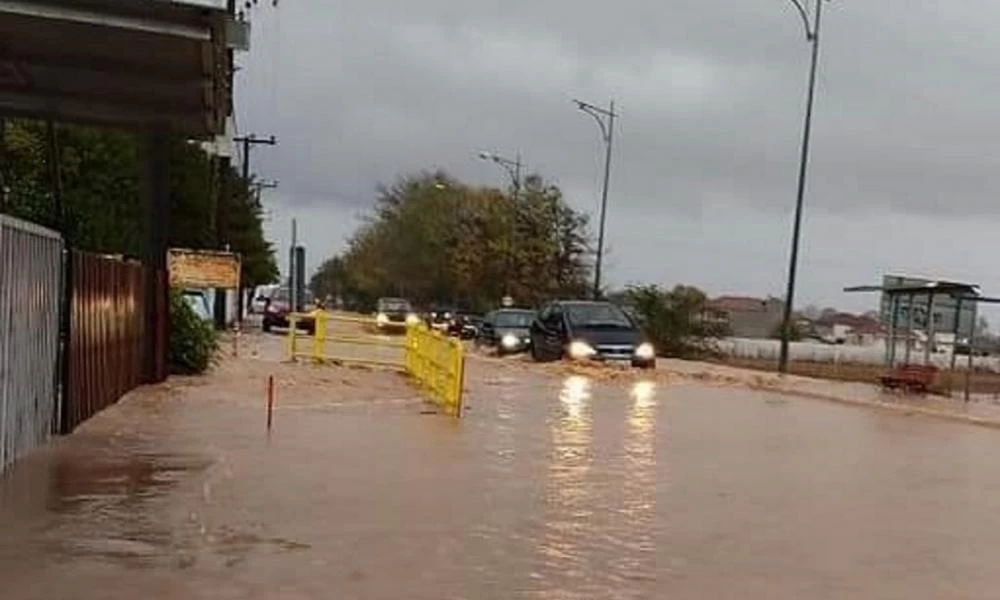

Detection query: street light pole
xmin=574 ymin=99 xmax=616 ymax=299
xmin=778 ymin=0 xmax=827 ymax=375
xmin=478 ymin=151 xmax=522 ymax=194
xmin=477 ymin=151 xmax=523 ymax=300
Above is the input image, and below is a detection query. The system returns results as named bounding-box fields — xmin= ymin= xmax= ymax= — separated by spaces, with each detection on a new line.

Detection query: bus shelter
xmin=845 ymin=280 xmax=1000 ymax=401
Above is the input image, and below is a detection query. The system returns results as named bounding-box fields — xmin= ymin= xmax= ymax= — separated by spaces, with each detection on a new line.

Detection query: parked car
xmin=262 ymin=288 xmax=316 ymax=334
xmin=250 ymin=284 xmax=279 ymax=314
xmin=529 ymin=300 xmax=656 ymax=368
xmin=426 ymin=305 xmax=457 ymax=333
xmin=448 ymin=312 xmax=483 ymax=339
xmin=477 ymin=308 xmax=535 ymax=355
xmin=375 ymin=297 xmax=419 ymax=332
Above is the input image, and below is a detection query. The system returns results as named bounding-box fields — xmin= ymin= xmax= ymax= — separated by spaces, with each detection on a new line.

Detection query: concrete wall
xmin=726 ymin=302 xmax=784 ymax=339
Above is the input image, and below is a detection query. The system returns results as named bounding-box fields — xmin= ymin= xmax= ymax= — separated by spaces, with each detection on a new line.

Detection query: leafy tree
xmin=310 ymin=255 xmax=347 ymax=303
xmin=321 ymin=171 xmax=592 ymax=311
xmin=1 ymin=120 xmax=277 ymax=286
xmin=626 ymin=284 xmax=726 ymax=358
xmin=771 ymin=320 xmax=804 ymax=342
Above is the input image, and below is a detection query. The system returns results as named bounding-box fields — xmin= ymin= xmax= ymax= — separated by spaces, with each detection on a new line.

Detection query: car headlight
xmin=444 ymin=312 xmax=452 ymax=320
xmin=634 ymin=342 xmax=655 ymax=360
xmin=501 ymin=333 xmax=519 ymax=348
xmin=376 ymin=312 xmax=388 ymax=325
xmin=405 ymin=313 xmax=420 ymax=325
xmin=568 ymin=340 xmax=597 ymax=360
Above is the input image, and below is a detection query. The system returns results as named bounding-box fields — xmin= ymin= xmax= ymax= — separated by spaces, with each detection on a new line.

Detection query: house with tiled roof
xmin=704 ymin=295 xmax=785 ymax=339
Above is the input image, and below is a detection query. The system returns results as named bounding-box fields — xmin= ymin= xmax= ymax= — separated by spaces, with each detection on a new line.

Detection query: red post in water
xmin=267 ymin=375 xmax=275 ymax=431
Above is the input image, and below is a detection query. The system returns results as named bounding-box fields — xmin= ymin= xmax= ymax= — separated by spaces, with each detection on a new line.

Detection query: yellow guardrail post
xmin=287 ymin=314 xmax=298 ymax=362
xmin=312 ymin=310 xmax=328 ymax=363
xmin=452 ymin=338 xmax=465 ymax=417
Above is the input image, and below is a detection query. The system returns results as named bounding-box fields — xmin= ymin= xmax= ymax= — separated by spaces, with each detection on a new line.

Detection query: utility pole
xmin=778 ymin=0 xmax=830 ymax=374
xmin=289 ymin=218 xmax=298 ymax=314
xmin=252 ymin=179 xmax=278 ymax=207
xmin=45 ymin=120 xmax=64 ymax=233
xmin=213 ymin=154 xmax=232 ymax=329
xmin=574 ymin=98 xmax=617 ymax=299
xmin=233 ymin=134 xmax=276 ymax=323
xmin=0 ymin=118 xmax=7 ymax=213
xmin=235 ymin=134 xmax=277 ymax=185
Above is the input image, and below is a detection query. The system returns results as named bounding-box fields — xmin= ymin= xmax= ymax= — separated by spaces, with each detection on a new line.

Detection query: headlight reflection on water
xmin=559 ymin=375 xmax=591 ymax=419
xmin=630 ymin=380 xmax=656 ymax=409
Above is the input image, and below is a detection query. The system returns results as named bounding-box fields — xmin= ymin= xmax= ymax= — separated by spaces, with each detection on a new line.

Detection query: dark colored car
xmin=262 ymin=288 xmax=316 ymax=334
xmin=426 ymin=306 xmax=457 ymax=333
xmin=529 ymin=300 xmax=656 ymax=368
xmin=375 ymin=297 xmax=418 ymax=332
xmin=448 ymin=312 xmax=483 ymax=339
xmin=477 ymin=309 xmax=535 ymax=355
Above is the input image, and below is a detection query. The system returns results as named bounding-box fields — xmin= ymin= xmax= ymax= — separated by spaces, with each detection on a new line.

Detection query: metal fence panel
xmin=63 ymin=251 xmax=149 ymax=433
xmin=0 ymin=215 xmax=63 ymax=473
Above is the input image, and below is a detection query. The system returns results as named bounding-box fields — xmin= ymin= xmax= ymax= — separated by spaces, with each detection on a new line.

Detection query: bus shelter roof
xmin=844 ymin=282 xmax=1000 ymax=304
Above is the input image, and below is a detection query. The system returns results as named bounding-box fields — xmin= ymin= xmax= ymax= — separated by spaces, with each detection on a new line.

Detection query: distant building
xmin=810 ymin=312 xmax=886 ymax=346
xmin=705 ymin=296 xmax=785 ymax=339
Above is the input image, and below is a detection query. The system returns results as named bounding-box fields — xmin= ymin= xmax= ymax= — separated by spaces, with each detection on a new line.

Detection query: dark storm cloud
xmin=238 ymin=0 xmax=1000 ymax=303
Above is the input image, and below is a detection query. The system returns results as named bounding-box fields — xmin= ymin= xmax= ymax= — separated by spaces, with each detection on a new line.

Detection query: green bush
xmin=169 ymin=289 xmax=219 ymax=375
xmin=626 ymin=284 xmax=726 ymax=359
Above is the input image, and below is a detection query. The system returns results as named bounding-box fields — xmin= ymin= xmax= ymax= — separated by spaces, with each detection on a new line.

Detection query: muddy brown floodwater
xmin=6 ymin=333 xmax=1000 ymax=598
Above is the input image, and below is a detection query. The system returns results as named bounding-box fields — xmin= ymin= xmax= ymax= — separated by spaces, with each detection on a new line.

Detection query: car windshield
xmin=271 ymin=289 xmax=313 ymax=304
xmin=379 ymin=299 xmax=411 ymax=312
xmin=566 ymin=303 xmax=634 ymax=328
xmin=494 ymin=311 xmax=534 ymax=328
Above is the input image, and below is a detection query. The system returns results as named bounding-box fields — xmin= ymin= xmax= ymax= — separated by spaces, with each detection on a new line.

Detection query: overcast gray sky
xmin=235 ymin=0 xmax=1000 ymax=315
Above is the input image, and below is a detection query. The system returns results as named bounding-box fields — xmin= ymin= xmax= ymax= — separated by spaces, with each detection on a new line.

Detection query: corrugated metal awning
xmin=0 ymin=0 xmax=233 ymax=136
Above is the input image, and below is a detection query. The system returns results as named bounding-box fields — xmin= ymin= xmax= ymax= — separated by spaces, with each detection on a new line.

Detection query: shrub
xmin=770 ymin=320 xmax=804 ymax=342
xmin=169 ymin=289 xmax=219 ymax=375
xmin=626 ymin=284 xmax=726 ymax=359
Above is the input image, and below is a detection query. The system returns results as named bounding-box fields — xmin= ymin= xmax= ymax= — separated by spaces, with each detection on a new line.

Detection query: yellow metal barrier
xmin=405 ymin=323 xmax=465 ymax=417
xmin=286 ymin=311 xmax=406 ymax=368
xmin=284 ymin=312 xmax=465 ymax=417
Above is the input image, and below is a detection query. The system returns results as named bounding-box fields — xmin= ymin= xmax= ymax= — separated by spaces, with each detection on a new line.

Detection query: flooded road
xmin=5 ymin=338 xmax=1000 ymax=598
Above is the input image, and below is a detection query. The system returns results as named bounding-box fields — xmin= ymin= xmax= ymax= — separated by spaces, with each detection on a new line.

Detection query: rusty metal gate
xmin=0 ymin=215 xmax=63 ymax=473
xmin=63 ymin=251 xmax=153 ymax=433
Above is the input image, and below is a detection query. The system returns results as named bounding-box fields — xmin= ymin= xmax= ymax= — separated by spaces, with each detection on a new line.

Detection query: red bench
xmin=879 ymin=364 xmax=939 ymax=394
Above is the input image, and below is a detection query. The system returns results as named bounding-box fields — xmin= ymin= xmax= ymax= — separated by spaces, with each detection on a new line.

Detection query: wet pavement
xmin=6 ymin=334 xmax=1000 ymax=598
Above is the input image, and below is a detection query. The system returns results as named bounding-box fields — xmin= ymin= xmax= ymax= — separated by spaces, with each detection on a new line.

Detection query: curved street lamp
xmin=477 ymin=150 xmax=524 ymax=297
xmin=778 ymin=0 xmax=830 ymax=374
xmin=477 ymin=151 xmax=522 ymax=199
xmin=573 ymin=99 xmax=616 ymax=300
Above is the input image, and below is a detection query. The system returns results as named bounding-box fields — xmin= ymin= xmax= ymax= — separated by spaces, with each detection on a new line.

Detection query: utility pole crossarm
xmin=234 ymin=133 xmax=278 ymax=183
